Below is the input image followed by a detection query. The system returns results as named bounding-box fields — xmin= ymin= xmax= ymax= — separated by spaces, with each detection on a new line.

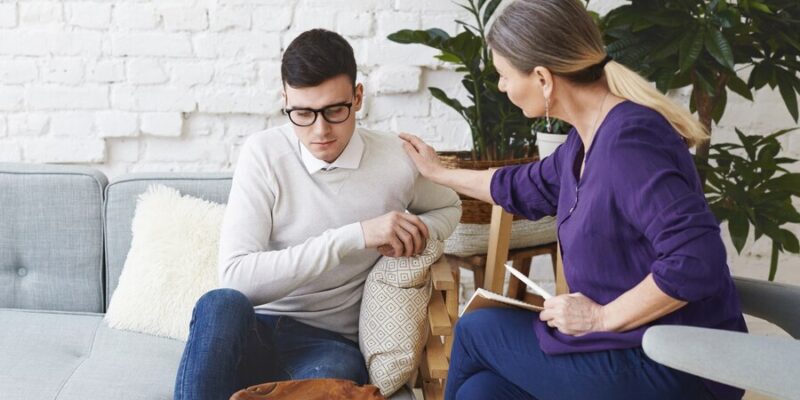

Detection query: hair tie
xmin=598 ymin=54 xmax=613 ymax=68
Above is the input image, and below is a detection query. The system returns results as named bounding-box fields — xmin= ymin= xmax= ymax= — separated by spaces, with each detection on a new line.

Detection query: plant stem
xmin=474 ymin=0 xmax=489 ymax=64
xmin=693 ymin=88 xmax=713 ymax=185
xmin=769 ymin=240 xmax=779 ymax=281
xmin=472 ymin=75 xmax=486 ymax=160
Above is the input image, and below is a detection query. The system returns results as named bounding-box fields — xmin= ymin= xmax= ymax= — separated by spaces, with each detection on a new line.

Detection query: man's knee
xmin=291 ymin=343 xmax=368 ymax=384
xmin=191 ymin=288 xmax=253 ymax=332
xmin=196 ymin=288 xmax=251 ymax=313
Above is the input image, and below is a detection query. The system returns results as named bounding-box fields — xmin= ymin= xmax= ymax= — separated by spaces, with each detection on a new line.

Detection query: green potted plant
xmin=696 ymin=128 xmax=800 ymax=281
xmin=598 ymin=0 xmax=800 ymax=183
xmin=387 ymin=0 xmax=534 ymax=165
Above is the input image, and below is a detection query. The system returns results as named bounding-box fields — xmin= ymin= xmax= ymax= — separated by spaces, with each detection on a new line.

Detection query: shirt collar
xmin=298 ymin=130 xmax=364 ymax=174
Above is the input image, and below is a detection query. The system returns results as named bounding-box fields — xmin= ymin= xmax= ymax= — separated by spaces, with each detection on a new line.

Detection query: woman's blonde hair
xmin=486 ymin=0 xmax=708 ymax=147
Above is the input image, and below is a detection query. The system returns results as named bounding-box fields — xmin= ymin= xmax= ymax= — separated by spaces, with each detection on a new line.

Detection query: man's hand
xmin=361 ymin=211 xmax=429 ymax=258
xmin=539 ymin=293 xmax=606 ymax=336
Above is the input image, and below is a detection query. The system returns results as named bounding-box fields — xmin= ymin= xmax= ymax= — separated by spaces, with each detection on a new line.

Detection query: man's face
xmin=283 ymin=74 xmax=364 ymax=163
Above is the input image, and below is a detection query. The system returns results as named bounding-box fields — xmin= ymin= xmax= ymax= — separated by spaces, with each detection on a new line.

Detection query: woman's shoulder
xmin=603 ymin=100 xmax=685 ymax=148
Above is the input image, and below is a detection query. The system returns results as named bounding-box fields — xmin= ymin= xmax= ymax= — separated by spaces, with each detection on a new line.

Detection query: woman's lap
xmin=446 ymin=308 xmax=711 ymax=400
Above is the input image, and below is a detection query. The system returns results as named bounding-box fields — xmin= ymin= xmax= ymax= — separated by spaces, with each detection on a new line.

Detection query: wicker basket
xmin=437 ymin=152 xmax=539 ymax=224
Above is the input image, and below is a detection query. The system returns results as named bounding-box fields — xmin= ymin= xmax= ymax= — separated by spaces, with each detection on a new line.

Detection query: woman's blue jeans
xmin=445 ymin=308 xmax=714 ymax=400
xmin=173 ymin=288 xmax=368 ymax=400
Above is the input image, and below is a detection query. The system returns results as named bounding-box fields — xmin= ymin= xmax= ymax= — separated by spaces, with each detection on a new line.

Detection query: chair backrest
xmin=103 ymin=173 xmax=231 ymax=310
xmin=734 ymin=276 xmax=800 ymax=339
xmin=0 ymin=163 xmax=107 ymax=312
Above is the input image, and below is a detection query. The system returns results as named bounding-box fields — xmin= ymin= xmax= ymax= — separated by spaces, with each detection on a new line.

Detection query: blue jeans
xmin=173 ymin=289 xmax=368 ymax=400
xmin=446 ymin=308 xmax=713 ymax=400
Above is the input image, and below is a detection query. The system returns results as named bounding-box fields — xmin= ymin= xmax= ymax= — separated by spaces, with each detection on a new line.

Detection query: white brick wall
xmin=0 ymin=0 xmax=797 ymax=282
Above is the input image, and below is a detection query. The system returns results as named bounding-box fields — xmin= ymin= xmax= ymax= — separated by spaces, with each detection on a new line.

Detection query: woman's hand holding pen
xmin=539 ymin=293 xmax=606 ymax=336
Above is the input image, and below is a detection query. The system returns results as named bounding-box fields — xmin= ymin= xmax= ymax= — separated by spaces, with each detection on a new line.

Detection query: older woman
xmin=400 ymin=0 xmax=747 ymax=399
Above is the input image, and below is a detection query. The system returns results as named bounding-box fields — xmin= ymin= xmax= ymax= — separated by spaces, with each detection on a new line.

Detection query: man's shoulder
xmin=358 ymin=126 xmax=401 ymax=145
xmin=242 ymin=124 xmax=296 ymax=159
xmin=358 ymin=127 xmax=416 ymax=170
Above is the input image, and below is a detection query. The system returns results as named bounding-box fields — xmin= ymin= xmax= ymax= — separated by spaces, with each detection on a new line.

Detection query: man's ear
xmin=353 ymin=83 xmax=364 ymax=112
xmin=532 ymin=66 xmax=554 ymax=100
xmin=280 ymin=90 xmax=287 ymax=107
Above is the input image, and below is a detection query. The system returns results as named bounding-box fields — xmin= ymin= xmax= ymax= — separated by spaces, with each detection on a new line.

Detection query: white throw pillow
xmin=105 ymin=184 xmax=225 ymax=341
xmin=359 ymin=241 xmax=444 ymax=396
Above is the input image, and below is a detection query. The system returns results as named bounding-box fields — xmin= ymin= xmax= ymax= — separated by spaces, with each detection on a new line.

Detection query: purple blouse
xmin=490 ymin=101 xmax=747 ymax=400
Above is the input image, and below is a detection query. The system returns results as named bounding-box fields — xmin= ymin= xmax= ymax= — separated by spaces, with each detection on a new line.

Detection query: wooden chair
xmin=413 ymin=255 xmax=459 ymax=400
xmin=483 ymin=205 xmax=569 ymax=297
xmin=413 ymin=206 xmax=562 ymax=400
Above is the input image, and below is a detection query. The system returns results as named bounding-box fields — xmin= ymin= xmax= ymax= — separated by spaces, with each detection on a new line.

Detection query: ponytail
xmin=604 ymin=61 xmax=708 ymax=148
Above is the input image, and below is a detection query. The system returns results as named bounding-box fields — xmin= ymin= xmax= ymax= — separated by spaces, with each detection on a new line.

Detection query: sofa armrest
xmin=734 ymin=276 xmax=800 ymax=338
xmin=643 ymin=325 xmax=800 ymax=399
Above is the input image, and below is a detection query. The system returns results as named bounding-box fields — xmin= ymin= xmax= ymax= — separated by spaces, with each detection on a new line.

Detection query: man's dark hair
xmin=281 ymin=29 xmax=357 ymax=89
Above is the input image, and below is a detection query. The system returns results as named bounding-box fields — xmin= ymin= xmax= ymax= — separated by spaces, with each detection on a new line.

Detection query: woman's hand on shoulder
xmin=539 ymin=293 xmax=607 ymax=336
xmin=399 ymin=133 xmax=446 ymax=182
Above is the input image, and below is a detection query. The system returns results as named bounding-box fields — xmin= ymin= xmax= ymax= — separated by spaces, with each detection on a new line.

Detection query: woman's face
xmin=493 ymin=50 xmax=548 ymax=119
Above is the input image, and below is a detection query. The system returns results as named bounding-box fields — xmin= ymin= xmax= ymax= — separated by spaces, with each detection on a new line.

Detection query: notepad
xmin=460 ymin=288 xmax=545 ymax=316
xmin=460 ymin=263 xmax=552 ymax=316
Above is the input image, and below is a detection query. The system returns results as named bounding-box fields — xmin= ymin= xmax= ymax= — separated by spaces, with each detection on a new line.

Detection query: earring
xmin=545 ymin=97 xmax=552 ymax=133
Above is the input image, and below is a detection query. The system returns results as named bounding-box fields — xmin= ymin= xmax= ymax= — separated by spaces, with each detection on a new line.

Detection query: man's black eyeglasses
xmin=283 ymin=102 xmax=354 ymax=127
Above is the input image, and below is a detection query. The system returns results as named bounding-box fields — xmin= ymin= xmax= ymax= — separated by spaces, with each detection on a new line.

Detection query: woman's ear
xmin=353 ymin=83 xmax=365 ymax=111
xmin=532 ymin=66 xmax=554 ymax=99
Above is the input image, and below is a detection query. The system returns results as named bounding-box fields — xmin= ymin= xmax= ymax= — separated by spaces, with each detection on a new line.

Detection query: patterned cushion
xmin=359 ymin=241 xmax=444 ymax=396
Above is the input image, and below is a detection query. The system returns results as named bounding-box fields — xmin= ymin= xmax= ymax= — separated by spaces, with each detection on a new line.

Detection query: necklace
xmin=580 ymin=90 xmax=610 ymax=178
xmin=589 ymin=90 xmax=610 ymax=143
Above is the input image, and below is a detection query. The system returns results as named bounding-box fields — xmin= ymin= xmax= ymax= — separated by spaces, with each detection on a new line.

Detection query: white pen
xmin=504 ymin=262 xmax=553 ymax=300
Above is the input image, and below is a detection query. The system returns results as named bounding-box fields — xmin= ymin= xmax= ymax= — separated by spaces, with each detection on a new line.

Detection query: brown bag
xmin=229 ymin=378 xmax=386 ymax=400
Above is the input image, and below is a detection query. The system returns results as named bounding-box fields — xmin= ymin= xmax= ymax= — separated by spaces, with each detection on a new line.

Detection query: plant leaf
xmin=482 ymin=0 xmax=502 ymax=26
xmin=704 ymin=28 xmax=735 ymax=70
xmin=726 ymin=74 xmax=753 ymax=100
xmin=728 ymin=212 xmax=750 ymax=253
xmin=776 ymin=70 xmax=799 ymax=122
xmin=779 ymin=229 xmax=800 ymax=253
xmin=679 ymin=26 xmax=704 ymax=73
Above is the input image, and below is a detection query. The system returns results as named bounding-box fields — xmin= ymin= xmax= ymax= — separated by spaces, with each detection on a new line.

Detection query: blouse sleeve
xmin=610 ymin=118 xmax=728 ymax=302
xmin=489 ymin=136 xmax=568 ymax=220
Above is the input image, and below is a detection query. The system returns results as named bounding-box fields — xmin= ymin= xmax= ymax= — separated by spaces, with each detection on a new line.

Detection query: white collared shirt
xmin=298 ymin=130 xmax=364 ymax=174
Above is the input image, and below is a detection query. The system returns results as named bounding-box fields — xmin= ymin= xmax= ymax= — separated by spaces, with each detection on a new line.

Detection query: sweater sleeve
xmin=489 ymin=136 xmax=568 ymax=220
xmin=407 ymin=175 xmax=462 ymax=241
xmin=217 ymin=137 xmax=365 ymax=305
xmin=609 ymin=119 xmax=727 ymax=302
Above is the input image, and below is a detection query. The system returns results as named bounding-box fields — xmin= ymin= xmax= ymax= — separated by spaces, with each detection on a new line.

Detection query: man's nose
xmin=311 ymin=114 xmax=332 ymax=134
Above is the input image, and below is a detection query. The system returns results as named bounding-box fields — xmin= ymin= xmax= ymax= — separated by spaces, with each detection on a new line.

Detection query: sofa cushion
xmin=0 ymin=163 xmax=107 ymax=313
xmin=0 ymin=308 xmax=416 ymax=400
xmin=104 ymin=173 xmax=231 ymax=310
xmin=0 ymin=308 xmax=184 ymax=400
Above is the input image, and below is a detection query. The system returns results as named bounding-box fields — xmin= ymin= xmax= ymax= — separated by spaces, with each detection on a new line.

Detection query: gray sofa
xmin=0 ymin=163 xmax=414 ymax=400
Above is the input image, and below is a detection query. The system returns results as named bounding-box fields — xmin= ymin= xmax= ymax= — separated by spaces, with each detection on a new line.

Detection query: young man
xmin=173 ymin=29 xmax=461 ymax=400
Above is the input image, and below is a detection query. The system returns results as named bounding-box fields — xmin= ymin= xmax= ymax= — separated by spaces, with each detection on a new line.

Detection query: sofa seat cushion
xmin=0 ymin=309 xmax=183 ymax=400
xmin=0 ymin=309 xmax=416 ymax=400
